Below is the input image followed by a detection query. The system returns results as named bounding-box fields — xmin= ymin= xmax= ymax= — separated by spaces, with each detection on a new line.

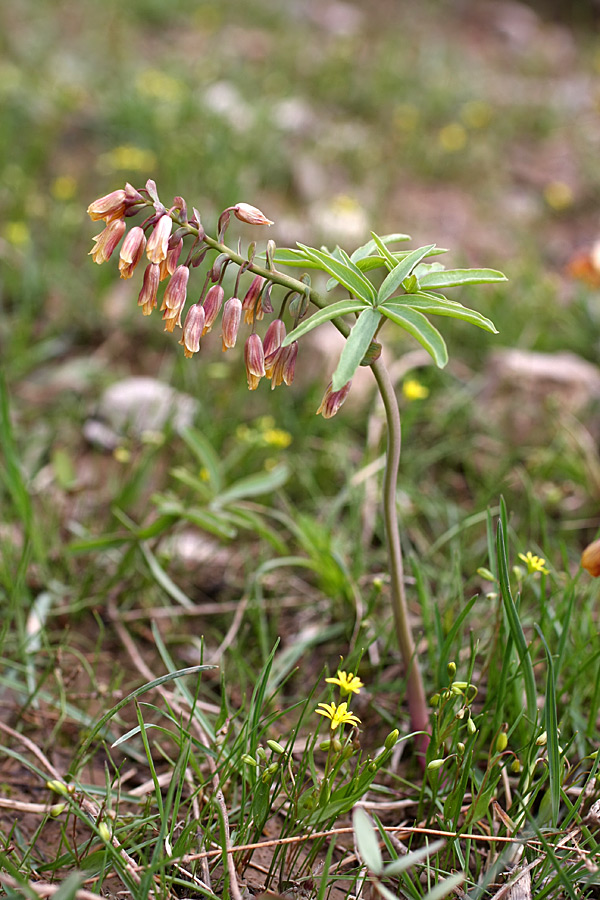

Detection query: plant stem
xmin=202 ymin=225 xmax=430 ymax=750
xmin=371 ymin=357 xmax=429 ymax=757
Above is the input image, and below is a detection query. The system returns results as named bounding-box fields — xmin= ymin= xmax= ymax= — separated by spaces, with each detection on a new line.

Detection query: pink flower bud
xmin=89 ymin=218 xmax=126 ymax=264
xmin=244 ymin=333 xmax=265 ymax=390
xmin=316 ymin=380 xmax=352 ymax=418
xmin=269 ymin=342 xmax=298 ymax=389
xmin=233 ymin=203 xmax=274 ymax=226
xmin=281 ymin=341 xmax=298 ymax=386
xmin=138 ymin=263 xmax=160 ymax=315
xmin=118 ymin=226 xmax=147 ymax=279
xmin=179 ymin=304 xmax=206 ymax=358
xmin=202 ymin=285 xmax=224 ymax=335
xmin=263 ymin=319 xmax=286 ymax=372
xmin=221 ymin=297 xmax=242 ymax=350
xmin=159 ymin=237 xmax=183 ymax=280
xmin=162 ymin=265 xmax=189 ymax=312
xmin=87 ymin=189 xmax=127 ymax=223
xmin=242 ymin=275 xmax=266 ymax=325
xmin=146 ymin=214 xmax=172 ymax=264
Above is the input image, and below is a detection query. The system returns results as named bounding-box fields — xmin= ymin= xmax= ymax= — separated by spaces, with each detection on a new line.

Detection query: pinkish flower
xmin=242 ymin=275 xmax=266 ymax=324
xmin=244 ymin=333 xmax=265 ymax=390
xmin=233 ymin=203 xmax=274 ymax=226
xmin=221 ymin=297 xmax=242 ymax=350
xmin=146 ymin=214 xmax=172 ymax=264
xmin=161 ymin=265 xmax=189 ymax=313
xmin=118 ymin=226 xmax=147 ymax=279
xmin=180 ymin=304 xmax=205 ymax=358
xmin=269 ymin=342 xmax=298 ymax=389
xmin=87 ymin=189 xmax=127 ymax=223
xmin=89 ymin=218 xmax=126 ymax=264
xmin=138 ymin=263 xmax=160 ymax=315
xmin=263 ymin=319 xmax=286 ymax=368
xmin=159 ymin=237 xmax=183 ymax=281
xmin=202 ymin=285 xmax=224 ymax=335
xmin=317 ymin=380 xmax=352 ymax=418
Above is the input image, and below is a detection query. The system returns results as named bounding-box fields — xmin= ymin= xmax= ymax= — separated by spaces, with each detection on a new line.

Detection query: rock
xmin=481 ymin=348 xmax=600 ymax=442
xmin=94 ymin=377 xmax=199 ymax=439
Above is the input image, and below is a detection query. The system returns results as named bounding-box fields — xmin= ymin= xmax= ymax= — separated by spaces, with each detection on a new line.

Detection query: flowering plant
xmin=88 ymin=179 xmax=506 ymax=753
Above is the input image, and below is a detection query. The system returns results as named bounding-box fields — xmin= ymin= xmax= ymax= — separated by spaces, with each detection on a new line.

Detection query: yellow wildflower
xmin=325 ymin=670 xmax=363 ymax=696
xmin=403 ymin=378 xmax=429 ymax=401
xmin=518 ymin=551 xmax=549 ymax=575
xmin=316 ymin=701 xmax=361 ymax=731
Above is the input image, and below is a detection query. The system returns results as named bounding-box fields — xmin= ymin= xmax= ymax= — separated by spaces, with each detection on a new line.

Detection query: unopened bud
xmin=202 ymin=284 xmax=224 ymax=334
xmin=430 ymin=693 xmax=440 ymax=707
xmin=496 ymin=733 xmax=508 ymax=753
xmin=320 ymin=740 xmax=331 ymax=751
xmin=46 ymin=780 xmax=75 ymax=797
xmin=510 ymin=758 xmax=521 ymax=773
xmin=384 ymin=729 xmax=400 ymax=751
xmin=98 ymin=822 xmax=111 ymax=843
xmin=427 ymin=758 xmax=445 ymax=771
xmin=457 ymin=742 xmax=465 ymax=755
xmin=447 ymin=662 xmax=457 ymax=679
xmin=536 ymin=731 xmax=548 ymax=747
xmin=257 ymin=747 xmax=267 ymax=762
xmin=477 ymin=567 xmax=495 ymax=581
xmin=241 ymin=754 xmax=258 ymax=766
xmin=316 ymin=380 xmax=352 ymax=419
xmin=50 ymin=803 xmax=67 ymax=817
xmin=221 ymin=297 xmax=242 ymax=350
xmin=244 ymin=333 xmax=265 ymax=390
xmin=267 ymin=740 xmax=285 ymax=756
xmin=233 ymin=202 xmax=274 ymax=226
xmin=467 ymin=717 xmax=476 ymax=735
xmin=581 ymin=538 xmax=600 ymax=577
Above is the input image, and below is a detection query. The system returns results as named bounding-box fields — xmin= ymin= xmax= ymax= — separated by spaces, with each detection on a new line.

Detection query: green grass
xmin=2 ymin=0 xmax=600 ymax=897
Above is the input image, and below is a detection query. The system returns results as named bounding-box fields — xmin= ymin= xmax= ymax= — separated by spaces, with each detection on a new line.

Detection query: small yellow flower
xmin=402 ymin=378 xmax=429 ymax=401
xmin=518 ymin=551 xmax=549 ymax=575
xmin=316 ymin=701 xmax=361 ymax=731
xmin=325 ymin=670 xmax=363 ymax=696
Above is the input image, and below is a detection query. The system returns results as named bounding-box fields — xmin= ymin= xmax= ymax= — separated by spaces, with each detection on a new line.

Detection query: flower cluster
xmin=87 ymin=180 xmax=352 ymax=417
xmin=316 ymin=667 xmax=363 ymax=734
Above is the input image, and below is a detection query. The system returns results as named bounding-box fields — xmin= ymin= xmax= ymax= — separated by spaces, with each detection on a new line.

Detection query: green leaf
xmin=332 ymin=307 xmax=381 ymax=391
xmin=354 ymin=246 xmax=448 ymax=276
xmin=214 ymin=463 xmax=289 ymax=505
xmin=297 ymin=242 xmax=377 ymax=303
xmin=377 ymin=245 xmax=436 ymax=303
xmin=380 ymin=304 xmax=448 ymax=367
xmin=383 ymin=839 xmax=445 ymax=876
xmin=418 ymin=267 xmax=507 ymax=289
xmin=350 ymin=232 xmax=411 ymax=263
xmin=423 ymin=872 xmax=466 ymax=900
xmin=382 ymin=292 xmax=498 ymax=333
xmin=281 ymin=298 xmax=368 ymax=347
xmin=180 ymin=427 xmax=223 ymax=492
xmin=273 ymin=247 xmax=325 ymax=269
xmin=496 ymin=520 xmax=538 ymax=725
xmin=369 ymin=231 xmax=398 ymax=269
xmin=537 ymin=625 xmax=561 ymax=827
xmin=353 ymin=807 xmax=383 ymax=875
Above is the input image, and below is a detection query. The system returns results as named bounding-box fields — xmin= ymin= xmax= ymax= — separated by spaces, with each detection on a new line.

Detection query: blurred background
xmin=3 ymin=0 xmax=600 ymax=606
